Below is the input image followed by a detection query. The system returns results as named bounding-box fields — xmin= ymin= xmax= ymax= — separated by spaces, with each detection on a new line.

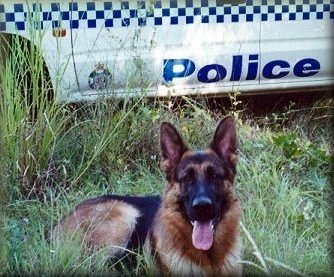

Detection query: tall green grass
xmin=1 ymin=34 xmax=333 ymax=276
xmin=237 ymin=123 xmax=332 ymax=276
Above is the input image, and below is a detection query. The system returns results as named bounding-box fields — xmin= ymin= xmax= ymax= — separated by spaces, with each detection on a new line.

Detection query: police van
xmin=0 ymin=0 xmax=333 ymax=102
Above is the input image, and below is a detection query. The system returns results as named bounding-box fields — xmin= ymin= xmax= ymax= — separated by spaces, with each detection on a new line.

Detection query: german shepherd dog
xmin=53 ymin=117 xmax=242 ymax=276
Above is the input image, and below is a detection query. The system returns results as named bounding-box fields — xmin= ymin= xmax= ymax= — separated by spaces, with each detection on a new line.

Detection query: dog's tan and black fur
xmin=53 ymin=117 xmax=242 ymax=276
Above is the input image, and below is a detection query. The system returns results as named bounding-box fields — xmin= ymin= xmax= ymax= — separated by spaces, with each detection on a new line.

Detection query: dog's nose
xmin=192 ymin=196 xmax=212 ymax=208
xmin=192 ymin=196 xmax=214 ymax=220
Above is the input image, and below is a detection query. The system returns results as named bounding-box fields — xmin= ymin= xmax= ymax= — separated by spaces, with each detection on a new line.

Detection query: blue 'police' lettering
xmin=163 ymin=59 xmax=195 ymax=82
xmin=262 ymin=60 xmax=290 ymax=79
xmin=293 ymin=58 xmax=320 ymax=77
xmin=230 ymin=55 xmax=242 ymax=81
xmin=162 ymin=55 xmax=321 ymax=83
xmin=197 ymin=64 xmax=227 ymax=83
xmin=246 ymin=54 xmax=259 ymax=80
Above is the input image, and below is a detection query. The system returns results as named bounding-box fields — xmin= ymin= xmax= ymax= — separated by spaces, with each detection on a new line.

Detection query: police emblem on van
xmin=88 ymin=63 xmax=112 ymax=90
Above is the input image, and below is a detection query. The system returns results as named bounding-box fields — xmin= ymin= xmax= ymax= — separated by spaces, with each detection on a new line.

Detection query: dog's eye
xmin=206 ymin=166 xmax=221 ymax=181
xmin=183 ymin=174 xmax=193 ymax=184
xmin=181 ymin=169 xmax=195 ymax=184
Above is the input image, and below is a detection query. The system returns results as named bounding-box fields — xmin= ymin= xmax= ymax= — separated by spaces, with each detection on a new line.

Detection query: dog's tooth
xmin=191 ymin=221 xmax=195 ymax=226
xmin=210 ymin=220 xmax=214 ymax=230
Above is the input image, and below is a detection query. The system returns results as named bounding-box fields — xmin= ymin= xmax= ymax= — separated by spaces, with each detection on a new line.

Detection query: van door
xmin=259 ymin=0 xmax=334 ymax=92
xmin=64 ymin=0 xmax=261 ymax=99
xmin=157 ymin=0 xmax=261 ymax=96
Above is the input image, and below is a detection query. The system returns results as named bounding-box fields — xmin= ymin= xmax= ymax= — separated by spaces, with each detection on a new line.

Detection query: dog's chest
xmin=147 ymin=218 xmax=241 ymax=277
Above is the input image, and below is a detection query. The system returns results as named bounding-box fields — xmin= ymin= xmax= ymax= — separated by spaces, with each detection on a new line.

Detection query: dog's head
xmin=160 ymin=117 xmax=238 ymax=251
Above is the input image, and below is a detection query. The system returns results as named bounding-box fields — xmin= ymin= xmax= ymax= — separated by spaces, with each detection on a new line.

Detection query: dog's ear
xmin=160 ymin=122 xmax=188 ymax=179
xmin=209 ymin=117 xmax=238 ymax=167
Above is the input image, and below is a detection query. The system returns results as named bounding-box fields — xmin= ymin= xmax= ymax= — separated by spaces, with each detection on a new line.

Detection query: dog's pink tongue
xmin=192 ymin=221 xmax=213 ymax=250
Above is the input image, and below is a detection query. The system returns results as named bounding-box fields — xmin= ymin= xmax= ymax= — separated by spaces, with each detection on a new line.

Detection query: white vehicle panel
xmin=0 ymin=0 xmax=333 ymax=102
xmin=260 ymin=19 xmax=333 ymax=88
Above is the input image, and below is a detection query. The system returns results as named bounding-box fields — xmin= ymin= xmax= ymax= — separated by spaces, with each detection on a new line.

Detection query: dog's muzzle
xmin=190 ymin=196 xmax=216 ymax=251
xmin=192 ymin=196 xmax=215 ymax=221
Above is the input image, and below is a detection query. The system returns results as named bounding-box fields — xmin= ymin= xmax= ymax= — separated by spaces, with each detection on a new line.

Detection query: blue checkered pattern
xmin=0 ymin=0 xmax=333 ymax=32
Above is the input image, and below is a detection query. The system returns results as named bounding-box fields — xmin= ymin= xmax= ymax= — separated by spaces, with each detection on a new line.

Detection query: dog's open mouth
xmin=191 ymin=220 xmax=214 ymax=250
